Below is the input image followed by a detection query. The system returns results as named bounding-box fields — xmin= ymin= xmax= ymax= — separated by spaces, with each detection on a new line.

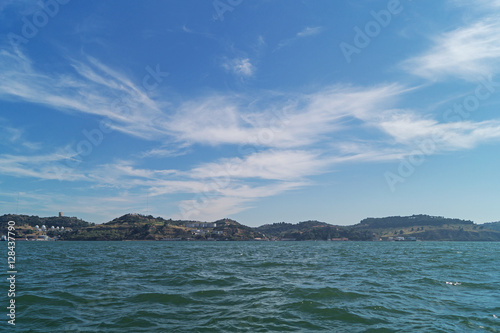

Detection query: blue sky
xmin=1 ymin=0 xmax=500 ymax=225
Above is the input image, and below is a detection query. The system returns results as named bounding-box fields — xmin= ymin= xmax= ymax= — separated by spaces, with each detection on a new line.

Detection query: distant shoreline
xmin=2 ymin=213 xmax=500 ymax=242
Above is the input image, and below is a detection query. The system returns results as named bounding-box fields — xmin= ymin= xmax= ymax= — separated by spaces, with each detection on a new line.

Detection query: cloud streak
xmin=4 ymin=46 xmax=500 ymax=221
xmin=402 ymin=19 xmax=500 ymax=81
xmin=0 ymin=48 xmax=167 ymax=141
xmin=221 ymin=57 xmax=255 ymax=77
xmin=274 ymin=26 xmax=323 ymax=51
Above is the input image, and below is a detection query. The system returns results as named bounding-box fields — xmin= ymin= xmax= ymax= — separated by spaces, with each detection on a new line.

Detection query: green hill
xmin=357 ymin=214 xmax=474 ymax=229
xmin=0 ymin=214 xmax=93 ymax=229
xmin=0 ymin=214 xmax=93 ymax=238
xmin=213 ymin=218 xmax=264 ymax=240
xmin=61 ymin=214 xmax=187 ymax=240
xmin=3 ymin=213 xmax=500 ymax=241
xmin=481 ymin=221 xmax=500 ymax=232
xmin=255 ymin=220 xmax=373 ymax=241
xmin=354 ymin=215 xmax=500 ymax=241
xmin=59 ymin=214 xmax=262 ymax=241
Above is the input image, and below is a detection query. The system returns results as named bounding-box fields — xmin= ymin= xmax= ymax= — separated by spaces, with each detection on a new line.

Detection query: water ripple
xmin=14 ymin=241 xmax=500 ymax=332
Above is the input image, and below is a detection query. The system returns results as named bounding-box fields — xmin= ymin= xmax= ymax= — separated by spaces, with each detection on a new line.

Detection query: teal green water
xmin=9 ymin=241 xmax=500 ymax=332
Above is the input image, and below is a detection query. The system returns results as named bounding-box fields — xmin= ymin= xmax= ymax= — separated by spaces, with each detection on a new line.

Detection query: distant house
xmin=185 ymin=222 xmax=217 ymax=228
xmin=27 ymin=235 xmax=50 ymax=241
xmin=383 ymin=236 xmax=417 ymax=241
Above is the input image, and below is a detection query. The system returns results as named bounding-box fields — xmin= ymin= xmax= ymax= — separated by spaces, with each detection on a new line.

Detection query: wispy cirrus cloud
xmin=5 ymin=47 xmax=500 ymax=221
xmin=0 ymin=122 xmax=41 ymax=150
xmin=77 ymin=156 xmax=313 ymax=220
xmin=0 ymin=150 xmax=89 ymax=181
xmin=189 ymin=150 xmax=329 ymax=181
xmin=275 ymin=26 xmax=323 ymax=51
xmin=0 ymin=48 xmax=167 ymax=141
xmin=167 ymin=84 xmax=403 ymax=148
xmin=0 ymin=189 xmax=158 ymax=223
xmin=402 ymin=19 xmax=500 ymax=81
xmin=377 ymin=110 xmax=500 ymax=150
xmin=174 ymin=181 xmax=307 ymax=221
xmin=0 ymin=48 xmax=401 ymax=151
xmin=297 ymin=26 xmax=323 ymax=38
xmin=221 ymin=57 xmax=255 ymax=77
xmin=139 ymin=146 xmax=190 ymax=158
xmin=450 ymin=0 xmax=500 ymax=9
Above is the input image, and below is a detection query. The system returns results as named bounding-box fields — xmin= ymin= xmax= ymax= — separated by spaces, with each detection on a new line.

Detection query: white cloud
xmin=297 ymin=26 xmax=323 ymax=38
xmin=0 ymin=189 xmax=157 ymax=223
xmin=450 ymin=0 xmax=500 ymax=8
xmin=174 ymin=181 xmax=306 ymax=221
xmin=176 ymin=196 xmax=253 ymax=221
xmin=0 ymin=49 xmax=403 ymax=152
xmin=403 ymin=19 xmax=500 ymax=81
xmin=0 ymin=123 xmax=41 ymax=150
xmin=0 ymin=150 xmax=89 ymax=181
xmin=167 ymin=84 xmax=403 ymax=148
xmin=189 ymin=150 xmax=328 ymax=181
xmin=139 ymin=146 xmax=189 ymax=158
xmin=377 ymin=110 xmax=500 ymax=150
xmin=0 ymin=48 xmax=168 ymax=141
xmin=5 ymin=49 xmax=500 ymax=221
xmin=222 ymin=57 xmax=255 ymax=77
xmin=275 ymin=26 xmax=324 ymax=51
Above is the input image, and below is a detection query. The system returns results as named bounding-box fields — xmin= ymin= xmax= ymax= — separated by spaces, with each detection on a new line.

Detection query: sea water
xmin=10 ymin=241 xmax=500 ymax=332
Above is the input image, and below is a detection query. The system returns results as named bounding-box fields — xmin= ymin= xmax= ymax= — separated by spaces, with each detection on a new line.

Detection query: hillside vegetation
xmin=354 ymin=215 xmax=500 ymax=241
xmin=3 ymin=213 xmax=500 ymax=241
xmin=256 ymin=220 xmax=373 ymax=241
xmin=481 ymin=221 xmax=500 ymax=232
xmin=0 ymin=214 xmax=93 ymax=237
xmin=61 ymin=215 xmax=262 ymax=241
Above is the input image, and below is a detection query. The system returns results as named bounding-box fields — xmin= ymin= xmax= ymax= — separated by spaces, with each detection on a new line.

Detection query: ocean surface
xmin=10 ymin=241 xmax=500 ymax=332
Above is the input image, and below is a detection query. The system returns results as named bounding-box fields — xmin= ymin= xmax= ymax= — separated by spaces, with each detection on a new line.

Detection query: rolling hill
xmin=3 ymin=213 xmax=500 ymax=241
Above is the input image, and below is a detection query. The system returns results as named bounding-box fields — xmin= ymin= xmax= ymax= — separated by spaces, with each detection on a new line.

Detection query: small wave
xmin=287 ymin=286 xmax=369 ymax=300
xmin=127 ymin=292 xmax=193 ymax=305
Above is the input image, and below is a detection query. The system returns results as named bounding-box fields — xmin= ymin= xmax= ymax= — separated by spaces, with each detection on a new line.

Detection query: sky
xmin=1 ymin=0 xmax=500 ymax=226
